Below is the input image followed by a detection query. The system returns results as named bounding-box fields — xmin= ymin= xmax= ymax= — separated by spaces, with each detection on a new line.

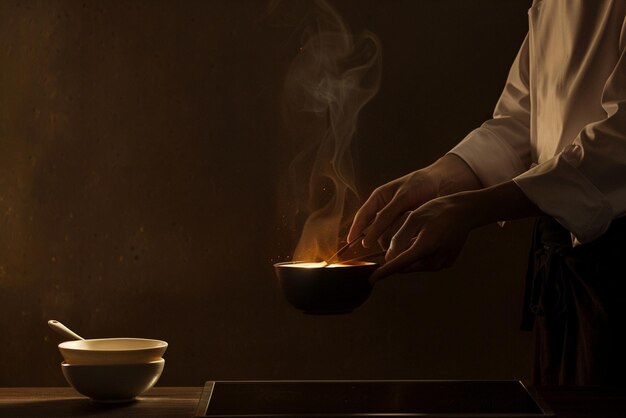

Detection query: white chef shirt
xmin=449 ymin=0 xmax=626 ymax=244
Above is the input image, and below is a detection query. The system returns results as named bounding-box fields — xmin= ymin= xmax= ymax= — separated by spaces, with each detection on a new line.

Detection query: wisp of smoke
xmin=276 ymin=0 xmax=381 ymax=261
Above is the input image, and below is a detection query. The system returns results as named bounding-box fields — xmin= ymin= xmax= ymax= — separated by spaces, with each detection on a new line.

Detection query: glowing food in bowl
xmin=274 ymin=261 xmax=378 ymax=314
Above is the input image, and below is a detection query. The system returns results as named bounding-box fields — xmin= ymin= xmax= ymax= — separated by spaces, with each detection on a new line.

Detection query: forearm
xmin=453 ymin=180 xmax=542 ymax=228
xmin=427 ymin=154 xmax=484 ymax=196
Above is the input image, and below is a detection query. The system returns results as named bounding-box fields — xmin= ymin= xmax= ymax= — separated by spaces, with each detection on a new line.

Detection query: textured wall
xmin=0 ymin=0 xmax=533 ymax=386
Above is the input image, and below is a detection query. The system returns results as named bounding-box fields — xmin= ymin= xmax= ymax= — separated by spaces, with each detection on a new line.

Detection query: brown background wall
xmin=0 ymin=0 xmax=533 ymax=386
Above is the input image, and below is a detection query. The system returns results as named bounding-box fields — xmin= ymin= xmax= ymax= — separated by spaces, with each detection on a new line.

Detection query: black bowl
xmin=274 ymin=261 xmax=378 ymax=314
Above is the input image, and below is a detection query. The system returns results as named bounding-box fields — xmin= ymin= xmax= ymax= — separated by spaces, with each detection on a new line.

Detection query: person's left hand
xmin=370 ymin=194 xmax=474 ymax=282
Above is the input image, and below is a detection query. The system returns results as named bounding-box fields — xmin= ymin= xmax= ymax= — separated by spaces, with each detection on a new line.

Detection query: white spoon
xmin=48 ymin=320 xmax=84 ymax=341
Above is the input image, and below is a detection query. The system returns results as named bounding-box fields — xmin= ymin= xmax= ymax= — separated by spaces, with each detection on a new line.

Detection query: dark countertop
xmin=1 ymin=386 xmax=626 ymax=417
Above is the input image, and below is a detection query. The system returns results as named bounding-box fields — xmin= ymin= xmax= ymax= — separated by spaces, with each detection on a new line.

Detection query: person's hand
xmin=348 ymin=154 xmax=482 ymax=250
xmin=370 ymin=194 xmax=473 ymax=282
xmin=348 ymin=170 xmax=438 ymax=250
xmin=368 ymin=181 xmax=542 ymax=282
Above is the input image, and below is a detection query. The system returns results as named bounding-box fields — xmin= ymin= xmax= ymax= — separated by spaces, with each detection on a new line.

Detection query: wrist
xmin=428 ymin=154 xmax=483 ymax=196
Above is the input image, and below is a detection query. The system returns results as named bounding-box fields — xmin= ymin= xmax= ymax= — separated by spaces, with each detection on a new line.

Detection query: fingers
xmin=349 ymin=183 xmax=408 ymax=245
xmin=348 ymin=186 xmax=389 ymax=242
xmin=370 ymin=241 xmax=420 ymax=282
xmin=370 ymin=206 xmax=457 ymax=281
xmin=366 ymin=195 xmax=470 ymax=283
xmin=377 ymin=211 xmax=410 ymax=250
xmin=361 ymin=192 xmax=411 ymax=248
xmin=387 ymin=211 xmax=422 ymax=259
xmin=350 ymin=169 xmax=440 ymax=247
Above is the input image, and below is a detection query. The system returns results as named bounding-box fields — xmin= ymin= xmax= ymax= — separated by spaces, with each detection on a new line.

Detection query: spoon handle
xmin=47 ymin=320 xmax=84 ymax=341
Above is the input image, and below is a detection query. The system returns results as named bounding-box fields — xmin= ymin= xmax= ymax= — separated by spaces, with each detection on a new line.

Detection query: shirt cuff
xmin=448 ymin=127 xmax=528 ymax=187
xmin=513 ymin=153 xmax=613 ymax=244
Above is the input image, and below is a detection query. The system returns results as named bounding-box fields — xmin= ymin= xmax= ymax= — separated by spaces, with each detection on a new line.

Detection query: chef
xmin=349 ymin=0 xmax=626 ymax=386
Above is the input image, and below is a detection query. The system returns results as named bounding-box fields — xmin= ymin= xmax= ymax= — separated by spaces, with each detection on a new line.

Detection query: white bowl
xmin=61 ymin=358 xmax=165 ymax=402
xmin=58 ymin=338 xmax=167 ymax=365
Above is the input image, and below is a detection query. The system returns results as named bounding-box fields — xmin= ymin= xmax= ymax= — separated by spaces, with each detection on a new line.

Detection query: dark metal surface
xmin=196 ymin=380 xmax=555 ymax=417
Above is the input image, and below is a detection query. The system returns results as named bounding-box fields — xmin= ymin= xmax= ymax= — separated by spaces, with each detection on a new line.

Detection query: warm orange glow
xmin=284 ymin=262 xmax=329 ymax=268
xmin=280 ymin=261 xmax=376 ymax=268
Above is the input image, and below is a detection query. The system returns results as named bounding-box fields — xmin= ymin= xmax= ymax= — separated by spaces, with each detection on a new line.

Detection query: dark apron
xmin=522 ymin=215 xmax=626 ymax=386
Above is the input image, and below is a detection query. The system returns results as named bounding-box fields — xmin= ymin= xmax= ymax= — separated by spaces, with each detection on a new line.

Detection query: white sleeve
xmin=448 ymin=34 xmax=532 ymax=187
xmin=513 ymin=35 xmax=626 ymax=244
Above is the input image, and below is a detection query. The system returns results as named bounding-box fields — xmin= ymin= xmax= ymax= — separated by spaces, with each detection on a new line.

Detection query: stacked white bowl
xmin=50 ymin=321 xmax=168 ymax=403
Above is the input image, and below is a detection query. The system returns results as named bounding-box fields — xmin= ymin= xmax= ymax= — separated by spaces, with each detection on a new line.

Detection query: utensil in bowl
xmin=274 ymin=261 xmax=378 ymax=314
xmin=324 ymin=232 xmax=366 ymax=264
xmin=58 ymin=338 xmax=168 ymax=365
xmin=48 ymin=320 xmax=84 ymax=341
xmin=61 ymin=358 xmax=164 ymax=402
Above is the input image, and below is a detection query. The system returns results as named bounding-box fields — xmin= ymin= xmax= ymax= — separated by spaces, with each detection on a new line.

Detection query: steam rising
xmin=278 ymin=0 xmax=381 ymax=262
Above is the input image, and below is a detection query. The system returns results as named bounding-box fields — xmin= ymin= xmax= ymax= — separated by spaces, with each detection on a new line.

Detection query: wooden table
xmin=1 ymin=386 xmax=626 ymax=417
xmin=0 ymin=387 xmax=202 ymax=417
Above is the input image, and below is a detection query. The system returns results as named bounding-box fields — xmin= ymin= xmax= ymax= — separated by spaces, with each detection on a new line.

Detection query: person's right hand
xmin=348 ymin=169 xmax=439 ymax=249
xmin=347 ymin=154 xmax=482 ymax=250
